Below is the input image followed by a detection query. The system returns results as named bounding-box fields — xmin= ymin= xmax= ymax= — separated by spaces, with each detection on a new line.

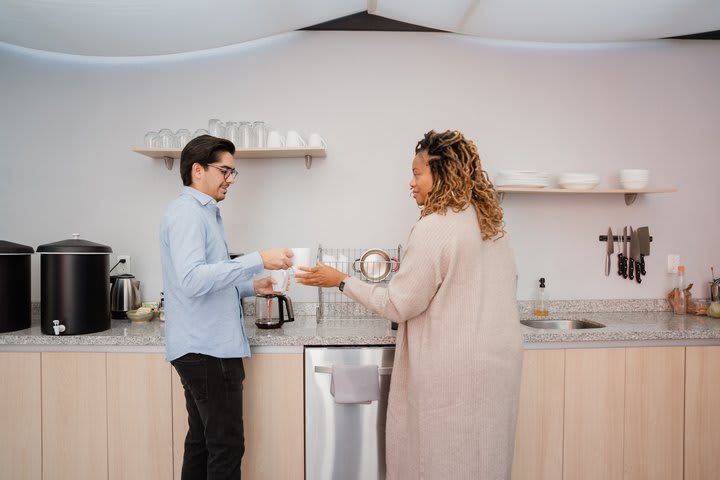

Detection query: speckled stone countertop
xmin=2 ymin=300 xmax=719 ymax=350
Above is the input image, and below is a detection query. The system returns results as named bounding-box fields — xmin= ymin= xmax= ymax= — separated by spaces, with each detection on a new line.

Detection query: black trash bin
xmin=37 ymin=234 xmax=112 ymax=335
xmin=0 ymin=240 xmax=34 ymax=333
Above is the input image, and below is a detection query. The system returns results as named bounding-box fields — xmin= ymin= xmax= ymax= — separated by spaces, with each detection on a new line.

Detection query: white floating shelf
xmin=496 ymin=187 xmax=677 ymax=205
xmin=133 ymin=147 xmax=327 ymax=169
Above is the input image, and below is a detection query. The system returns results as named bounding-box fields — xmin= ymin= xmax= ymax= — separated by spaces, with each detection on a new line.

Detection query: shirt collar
xmin=182 ymin=186 xmax=217 ymax=207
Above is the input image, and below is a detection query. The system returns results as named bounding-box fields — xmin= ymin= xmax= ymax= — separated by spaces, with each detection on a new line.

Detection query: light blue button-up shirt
xmin=160 ymin=186 xmax=264 ymax=362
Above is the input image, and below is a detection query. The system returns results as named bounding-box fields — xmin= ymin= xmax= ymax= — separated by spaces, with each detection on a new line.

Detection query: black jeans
xmin=171 ymin=353 xmax=245 ymax=480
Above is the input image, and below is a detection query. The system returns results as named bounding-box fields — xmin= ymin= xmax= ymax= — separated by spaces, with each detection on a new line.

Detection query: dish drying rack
xmin=317 ymin=244 xmax=402 ymax=319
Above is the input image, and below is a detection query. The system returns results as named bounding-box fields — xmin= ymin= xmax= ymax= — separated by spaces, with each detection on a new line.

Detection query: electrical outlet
xmin=117 ymin=255 xmax=131 ymax=272
xmin=667 ymin=254 xmax=680 ymax=274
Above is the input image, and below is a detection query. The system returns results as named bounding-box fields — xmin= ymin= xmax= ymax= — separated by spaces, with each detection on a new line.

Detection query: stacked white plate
xmin=494 ymin=170 xmax=550 ymax=188
xmin=619 ymin=169 xmax=649 ymax=189
xmin=557 ymin=172 xmax=600 ymax=190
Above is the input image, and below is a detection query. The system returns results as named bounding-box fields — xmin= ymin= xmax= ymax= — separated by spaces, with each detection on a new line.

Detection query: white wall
xmin=1 ymin=31 xmax=718 ymax=303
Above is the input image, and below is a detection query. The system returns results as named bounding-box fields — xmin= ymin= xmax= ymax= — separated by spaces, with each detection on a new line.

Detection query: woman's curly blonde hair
xmin=415 ymin=129 xmax=505 ymax=240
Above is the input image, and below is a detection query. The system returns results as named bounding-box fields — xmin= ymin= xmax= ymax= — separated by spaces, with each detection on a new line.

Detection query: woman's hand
xmin=295 ymin=263 xmax=348 ymax=288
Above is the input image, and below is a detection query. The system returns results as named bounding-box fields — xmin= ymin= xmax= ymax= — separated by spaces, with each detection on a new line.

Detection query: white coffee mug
xmin=308 ymin=133 xmax=327 ymax=148
xmin=270 ymin=269 xmax=290 ymax=292
xmin=291 ymin=247 xmax=313 ymax=273
xmin=267 ymin=130 xmax=285 ymax=148
xmin=285 ymin=130 xmax=307 ymax=148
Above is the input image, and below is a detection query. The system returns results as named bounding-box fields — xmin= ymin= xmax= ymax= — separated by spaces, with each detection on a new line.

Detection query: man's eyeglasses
xmin=207 ymin=164 xmax=238 ymax=180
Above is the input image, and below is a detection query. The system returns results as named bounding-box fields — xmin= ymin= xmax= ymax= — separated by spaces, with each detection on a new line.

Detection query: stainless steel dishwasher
xmin=305 ymin=346 xmax=395 ymax=480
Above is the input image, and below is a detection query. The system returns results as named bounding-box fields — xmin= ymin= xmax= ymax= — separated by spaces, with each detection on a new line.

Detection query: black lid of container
xmin=0 ymin=240 xmax=34 ymax=254
xmin=37 ymin=234 xmax=112 ymax=253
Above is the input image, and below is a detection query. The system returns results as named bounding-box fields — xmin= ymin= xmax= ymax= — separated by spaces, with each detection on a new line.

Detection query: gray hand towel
xmin=330 ymin=365 xmax=380 ymax=404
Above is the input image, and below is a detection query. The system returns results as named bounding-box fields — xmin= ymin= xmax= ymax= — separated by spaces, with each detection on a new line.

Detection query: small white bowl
xmin=620 ymin=179 xmax=649 ymax=189
xmin=558 ymin=181 xmax=600 ymax=190
xmin=127 ymin=309 xmax=154 ymax=322
xmin=620 ymin=169 xmax=649 ymax=178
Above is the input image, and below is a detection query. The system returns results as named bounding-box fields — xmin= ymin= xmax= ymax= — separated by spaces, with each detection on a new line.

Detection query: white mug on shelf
xmin=285 ymin=130 xmax=307 ymax=148
xmin=267 ymin=130 xmax=285 ymax=148
xmin=308 ymin=133 xmax=327 ymax=148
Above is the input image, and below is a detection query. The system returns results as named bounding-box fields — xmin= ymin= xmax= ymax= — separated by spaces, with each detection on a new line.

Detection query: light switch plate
xmin=667 ymin=254 xmax=680 ymax=274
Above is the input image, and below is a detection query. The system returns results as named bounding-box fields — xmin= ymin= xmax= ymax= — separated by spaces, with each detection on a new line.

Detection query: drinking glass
xmin=208 ymin=119 xmax=225 ymax=138
xmin=156 ymin=129 xmax=177 ymax=148
xmin=144 ymin=131 xmax=157 ymax=147
xmin=175 ymin=129 xmax=191 ymax=148
xmin=237 ymin=121 xmax=252 ymax=148
xmin=224 ymin=121 xmax=239 ymax=145
xmin=252 ymin=121 xmax=268 ymax=148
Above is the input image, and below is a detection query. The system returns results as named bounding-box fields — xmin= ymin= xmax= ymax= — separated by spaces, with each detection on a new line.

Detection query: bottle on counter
xmin=158 ymin=292 xmax=165 ymax=322
xmin=533 ymin=277 xmax=550 ymax=317
xmin=673 ymin=266 xmax=687 ymax=315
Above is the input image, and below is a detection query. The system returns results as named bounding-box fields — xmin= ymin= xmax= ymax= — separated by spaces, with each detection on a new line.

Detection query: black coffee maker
xmin=254 ymin=294 xmax=294 ymax=329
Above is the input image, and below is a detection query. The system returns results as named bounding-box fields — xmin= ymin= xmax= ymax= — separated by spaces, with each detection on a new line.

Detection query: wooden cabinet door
xmin=685 ymin=346 xmax=720 ymax=479
xmin=624 ymin=347 xmax=685 ymax=480
xmin=42 ymin=352 xmax=108 ymax=480
xmin=171 ymin=367 xmax=186 ymax=480
xmin=563 ymin=348 xmax=625 ymax=480
xmin=511 ymin=349 xmax=564 ymax=480
xmin=171 ymin=353 xmax=305 ymax=480
xmin=242 ymin=353 xmax=304 ymax=480
xmin=107 ymin=353 xmax=173 ymax=480
xmin=0 ymin=352 xmax=41 ymax=480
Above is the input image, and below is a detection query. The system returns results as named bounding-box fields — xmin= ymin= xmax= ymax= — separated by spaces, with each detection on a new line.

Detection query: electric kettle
xmin=255 ymin=293 xmax=294 ymax=329
xmin=110 ymin=274 xmax=141 ymax=319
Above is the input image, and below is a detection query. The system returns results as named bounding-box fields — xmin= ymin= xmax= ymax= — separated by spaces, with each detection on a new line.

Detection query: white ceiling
xmin=0 ymin=0 xmax=718 ymax=57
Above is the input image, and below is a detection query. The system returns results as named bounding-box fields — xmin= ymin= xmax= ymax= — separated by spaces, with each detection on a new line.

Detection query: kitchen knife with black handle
xmin=618 ymin=228 xmax=624 ymax=276
xmin=605 ymin=227 xmax=613 ymax=276
xmin=618 ymin=227 xmax=627 ymax=278
xmin=628 ymin=226 xmax=635 ymax=281
xmin=637 ymin=226 xmax=650 ymax=276
xmin=630 ymin=227 xmax=642 ymax=283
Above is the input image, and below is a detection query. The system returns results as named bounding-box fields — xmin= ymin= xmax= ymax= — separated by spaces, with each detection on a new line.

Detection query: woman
xmin=296 ymin=130 xmax=523 ymax=479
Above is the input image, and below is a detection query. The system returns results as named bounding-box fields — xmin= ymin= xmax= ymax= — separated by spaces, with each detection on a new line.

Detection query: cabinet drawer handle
xmin=314 ymin=366 xmax=392 ymax=375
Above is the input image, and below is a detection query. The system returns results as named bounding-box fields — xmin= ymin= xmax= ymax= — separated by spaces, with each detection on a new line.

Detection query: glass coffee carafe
xmin=254 ymin=293 xmax=294 ymax=329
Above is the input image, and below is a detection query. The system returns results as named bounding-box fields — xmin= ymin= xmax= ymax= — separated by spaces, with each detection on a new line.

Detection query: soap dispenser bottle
xmin=533 ymin=277 xmax=550 ymax=317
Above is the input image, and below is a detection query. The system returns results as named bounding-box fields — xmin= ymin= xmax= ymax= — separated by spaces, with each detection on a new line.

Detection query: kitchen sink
xmin=520 ymin=319 xmax=606 ymax=330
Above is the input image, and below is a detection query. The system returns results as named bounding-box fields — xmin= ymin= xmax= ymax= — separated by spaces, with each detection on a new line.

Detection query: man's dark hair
xmin=180 ymin=135 xmax=235 ymax=186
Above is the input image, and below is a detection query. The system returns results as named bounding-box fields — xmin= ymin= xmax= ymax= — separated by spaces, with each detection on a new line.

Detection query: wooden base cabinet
xmin=107 ymin=353 xmax=173 ymax=480
xmin=564 ymin=348 xmax=626 ymax=480
xmin=513 ymin=347 xmax=687 ymax=480
xmin=0 ymin=352 xmax=41 ymax=480
xmin=42 ymin=352 xmax=108 ymax=480
xmin=512 ymin=349 xmax=564 ymax=480
xmin=685 ymin=346 xmax=720 ymax=480
xmin=171 ymin=353 xmax=305 ymax=480
xmin=624 ymin=347 xmax=685 ymax=480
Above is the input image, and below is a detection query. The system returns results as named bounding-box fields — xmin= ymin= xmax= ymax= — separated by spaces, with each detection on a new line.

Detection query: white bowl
xmin=127 ymin=309 xmax=154 ymax=322
xmin=620 ymin=179 xmax=649 ymax=189
xmin=619 ymin=169 xmax=649 ymax=179
xmin=558 ymin=181 xmax=599 ymax=190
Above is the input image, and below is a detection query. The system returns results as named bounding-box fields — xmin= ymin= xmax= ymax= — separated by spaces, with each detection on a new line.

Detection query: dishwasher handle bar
xmin=314 ymin=366 xmax=392 ymax=375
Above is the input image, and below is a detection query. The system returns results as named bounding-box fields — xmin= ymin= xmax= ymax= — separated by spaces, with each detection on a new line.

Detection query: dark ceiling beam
xmin=667 ymin=30 xmax=720 ymax=40
xmin=302 ymin=11 xmax=444 ymax=32
xmin=303 ymin=10 xmax=718 ymax=40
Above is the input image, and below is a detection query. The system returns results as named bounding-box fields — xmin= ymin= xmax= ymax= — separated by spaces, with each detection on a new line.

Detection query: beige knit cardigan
xmin=343 ymin=207 xmax=523 ymax=480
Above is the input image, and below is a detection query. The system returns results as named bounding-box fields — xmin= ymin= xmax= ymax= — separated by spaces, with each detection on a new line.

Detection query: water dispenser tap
xmin=52 ymin=320 xmax=66 ymax=335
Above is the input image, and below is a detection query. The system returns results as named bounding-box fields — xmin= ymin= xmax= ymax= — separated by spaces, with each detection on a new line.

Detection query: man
xmin=160 ymin=135 xmax=292 ymax=479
